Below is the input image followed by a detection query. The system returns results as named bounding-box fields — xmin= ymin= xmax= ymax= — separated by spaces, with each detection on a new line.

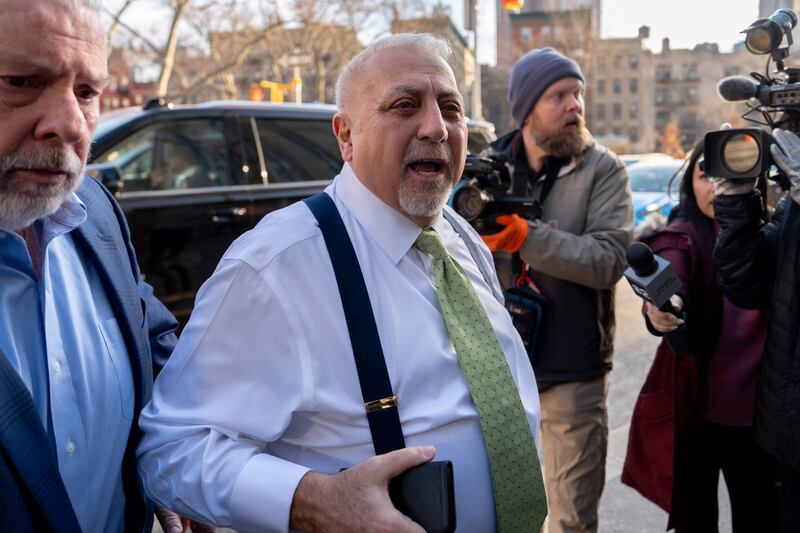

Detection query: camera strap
xmin=303 ymin=192 xmax=500 ymax=456
xmin=511 ymin=147 xmax=565 ymax=277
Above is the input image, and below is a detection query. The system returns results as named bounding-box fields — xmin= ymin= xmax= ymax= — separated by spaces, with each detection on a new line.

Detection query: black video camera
xmin=704 ymin=8 xmax=799 ymax=188
xmin=451 ymin=154 xmax=542 ymax=234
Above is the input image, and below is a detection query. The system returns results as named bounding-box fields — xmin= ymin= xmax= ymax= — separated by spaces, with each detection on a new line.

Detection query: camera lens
xmin=453 ymin=186 xmax=486 ymax=221
xmin=746 ymin=26 xmax=775 ymax=54
xmin=722 ymin=133 xmax=761 ymax=174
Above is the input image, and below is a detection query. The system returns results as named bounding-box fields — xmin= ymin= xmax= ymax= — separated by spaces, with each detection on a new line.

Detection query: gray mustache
xmin=0 ymin=147 xmax=83 ymax=179
xmin=403 ymin=142 xmax=454 ymax=167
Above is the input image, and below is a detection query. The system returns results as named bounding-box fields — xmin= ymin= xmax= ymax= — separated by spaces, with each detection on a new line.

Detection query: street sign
xmin=278 ymin=54 xmax=313 ymax=69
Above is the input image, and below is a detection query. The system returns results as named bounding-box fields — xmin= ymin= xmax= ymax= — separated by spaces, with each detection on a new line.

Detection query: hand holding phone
xmin=389 ymin=460 xmax=456 ymax=533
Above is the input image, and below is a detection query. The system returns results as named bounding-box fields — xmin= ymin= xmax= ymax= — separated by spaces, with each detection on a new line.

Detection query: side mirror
xmin=85 ymin=163 xmax=123 ymax=196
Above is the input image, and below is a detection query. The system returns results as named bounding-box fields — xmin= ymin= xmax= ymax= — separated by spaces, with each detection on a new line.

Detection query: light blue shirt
xmin=0 ymin=195 xmax=134 ymax=533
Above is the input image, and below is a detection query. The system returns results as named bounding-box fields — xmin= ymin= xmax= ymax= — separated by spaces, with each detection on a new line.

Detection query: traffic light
xmin=502 ymin=0 xmax=524 ymax=12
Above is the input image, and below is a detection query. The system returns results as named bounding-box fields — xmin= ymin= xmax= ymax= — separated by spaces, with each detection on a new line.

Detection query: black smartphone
xmin=389 ymin=460 xmax=456 ymax=533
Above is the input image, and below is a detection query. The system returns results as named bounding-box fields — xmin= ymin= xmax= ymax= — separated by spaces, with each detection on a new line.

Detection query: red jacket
xmin=621 ymin=218 xmax=721 ymax=525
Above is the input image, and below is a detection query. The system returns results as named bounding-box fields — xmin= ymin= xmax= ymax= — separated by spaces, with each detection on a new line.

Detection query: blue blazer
xmin=0 ymin=177 xmax=178 ymax=532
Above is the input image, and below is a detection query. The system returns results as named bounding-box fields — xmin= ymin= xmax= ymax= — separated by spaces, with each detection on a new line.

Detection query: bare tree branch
xmin=102 ymin=6 xmax=163 ymax=55
xmin=177 ymin=21 xmax=283 ymax=99
xmin=106 ymin=0 xmax=138 ymax=50
xmin=156 ymin=0 xmax=192 ymax=97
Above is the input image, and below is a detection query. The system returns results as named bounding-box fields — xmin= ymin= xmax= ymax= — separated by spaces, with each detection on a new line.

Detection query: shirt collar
xmin=334 ymin=163 xmax=443 ymax=265
xmin=0 ymin=193 xmax=86 ymax=234
xmin=49 ymin=193 xmax=87 ymax=230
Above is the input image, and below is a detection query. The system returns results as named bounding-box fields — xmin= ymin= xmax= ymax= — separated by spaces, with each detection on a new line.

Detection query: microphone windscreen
xmin=626 ymin=243 xmax=657 ymax=276
xmin=717 ymin=75 xmax=758 ymax=102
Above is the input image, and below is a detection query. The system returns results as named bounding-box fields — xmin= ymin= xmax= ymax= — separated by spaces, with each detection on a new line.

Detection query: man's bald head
xmin=335 ymin=33 xmax=453 ymax=114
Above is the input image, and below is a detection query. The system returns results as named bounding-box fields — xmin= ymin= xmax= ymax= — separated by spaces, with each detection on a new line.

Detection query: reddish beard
xmin=530 ymin=114 xmax=591 ymax=159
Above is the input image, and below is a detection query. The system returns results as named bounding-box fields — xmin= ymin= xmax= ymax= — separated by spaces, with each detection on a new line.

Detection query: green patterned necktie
xmin=414 ymin=227 xmax=547 ymax=532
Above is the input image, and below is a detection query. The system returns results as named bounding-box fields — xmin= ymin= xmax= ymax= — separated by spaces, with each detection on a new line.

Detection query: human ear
xmin=333 ymin=113 xmax=354 ymax=162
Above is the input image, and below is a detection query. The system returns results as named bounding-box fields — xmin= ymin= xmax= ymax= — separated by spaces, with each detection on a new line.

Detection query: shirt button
xmin=66 ymin=439 xmax=75 ymax=455
xmin=53 ymin=361 xmax=61 ymax=375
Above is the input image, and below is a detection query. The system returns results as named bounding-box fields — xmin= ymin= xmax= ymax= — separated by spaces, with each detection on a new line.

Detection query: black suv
xmin=88 ymin=101 xmax=495 ymax=324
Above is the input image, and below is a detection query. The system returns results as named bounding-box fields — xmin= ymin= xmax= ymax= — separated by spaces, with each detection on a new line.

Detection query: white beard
xmin=0 ymin=148 xmax=84 ymax=231
xmin=398 ymin=175 xmax=453 ymax=220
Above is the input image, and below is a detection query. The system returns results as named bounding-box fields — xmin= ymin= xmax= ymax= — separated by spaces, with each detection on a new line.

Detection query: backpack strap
xmin=303 ymin=193 xmax=406 ymax=455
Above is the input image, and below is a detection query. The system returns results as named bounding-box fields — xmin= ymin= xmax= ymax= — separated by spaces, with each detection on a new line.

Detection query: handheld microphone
xmin=624 ymin=243 xmax=683 ymax=312
xmin=624 ymin=243 xmax=690 ymax=355
xmin=623 ymin=242 xmax=691 ymax=355
xmin=717 ymin=75 xmax=759 ymax=103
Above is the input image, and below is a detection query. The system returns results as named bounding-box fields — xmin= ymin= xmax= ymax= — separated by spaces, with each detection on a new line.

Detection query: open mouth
xmin=408 ymin=159 xmax=446 ymax=175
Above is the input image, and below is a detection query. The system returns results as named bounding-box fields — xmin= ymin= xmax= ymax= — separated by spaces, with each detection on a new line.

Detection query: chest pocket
xmin=98 ymin=317 xmax=135 ymax=419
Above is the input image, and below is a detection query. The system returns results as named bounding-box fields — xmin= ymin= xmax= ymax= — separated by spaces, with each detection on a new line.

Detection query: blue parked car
xmin=627 ymin=159 xmax=683 ymax=239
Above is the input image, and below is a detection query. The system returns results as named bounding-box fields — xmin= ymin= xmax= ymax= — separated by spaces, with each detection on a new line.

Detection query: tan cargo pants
xmin=540 ymin=375 xmax=609 ymax=533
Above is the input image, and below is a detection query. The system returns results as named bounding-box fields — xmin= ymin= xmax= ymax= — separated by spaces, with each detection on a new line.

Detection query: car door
xmin=91 ymin=115 xmax=254 ymax=326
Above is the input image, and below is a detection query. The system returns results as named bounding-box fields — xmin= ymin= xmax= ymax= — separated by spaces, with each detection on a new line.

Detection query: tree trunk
xmin=156 ymin=0 xmax=190 ymax=98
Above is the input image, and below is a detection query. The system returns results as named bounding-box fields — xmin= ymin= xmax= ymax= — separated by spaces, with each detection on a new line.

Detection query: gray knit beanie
xmin=508 ymin=48 xmax=585 ymax=127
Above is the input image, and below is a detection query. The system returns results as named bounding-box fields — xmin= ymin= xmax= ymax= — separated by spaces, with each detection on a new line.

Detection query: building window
xmin=685 ymin=87 xmax=697 ymax=103
xmin=597 ymin=79 xmax=606 ymax=95
xmin=686 ymin=64 xmax=699 ymax=80
xmin=655 ymin=89 xmax=668 ymax=104
xmin=521 ymin=27 xmax=532 ymax=43
xmin=629 ymin=128 xmax=639 ymax=143
xmin=656 ymin=65 xmax=671 ymax=82
xmin=614 ymin=55 xmax=622 ymax=68
xmin=596 ymin=104 xmax=606 ymax=120
xmin=596 ymin=127 xmax=606 ymax=136
xmin=629 ymin=54 xmax=639 ymax=69
xmin=629 ymin=102 xmax=638 ymax=119
xmin=613 ymin=126 xmax=622 ymax=136
xmin=541 ymin=26 xmax=551 ymax=38
xmin=724 ymin=66 xmax=739 ymax=77
xmin=680 ymin=113 xmax=698 ymax=129
xmin=629 ymin=78 xmax=638 ymax=93
xmin=613 ymin=79 xmax=622 ymax=95
xmin=613 ymin=103 xmax=621 ymax=119
xmin=656 ymin=111 xmax=671 ymax=128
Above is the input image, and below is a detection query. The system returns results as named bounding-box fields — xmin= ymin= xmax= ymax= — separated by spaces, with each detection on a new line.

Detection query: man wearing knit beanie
xmin=482 ymin=48 xmax=633 ymax=533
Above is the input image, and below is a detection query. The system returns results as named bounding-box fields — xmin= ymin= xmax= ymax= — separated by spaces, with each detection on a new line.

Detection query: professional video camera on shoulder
xmin=705 ymin=8 xmax=799 ymax=188
xmin=452 ymin=154 xmax=542 ymax=233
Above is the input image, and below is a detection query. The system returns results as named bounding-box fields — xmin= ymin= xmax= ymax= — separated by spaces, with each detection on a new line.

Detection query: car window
xmin=467 ymin=122 xmax=496 ymax=155
xmin=256 ymin=119 xmax=341 ymax=183
xmin=94 ymin=119 xmax=235 ymax=192
xmin=628 ymin=165 xmax=681 ymax=193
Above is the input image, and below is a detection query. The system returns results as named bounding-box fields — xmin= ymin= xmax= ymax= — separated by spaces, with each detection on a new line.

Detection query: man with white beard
xmin=137 ymin=33 xmax=547 ymax=533
xmin=0 ymin=1 xmax=205 ymax=532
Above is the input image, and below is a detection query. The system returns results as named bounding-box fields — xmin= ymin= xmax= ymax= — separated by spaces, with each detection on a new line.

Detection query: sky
xmin=107 ymin=0 xmax=764 ymax=64
xmin=447 ymin=0 xmax=762 ymax=64
xmin=599 ymin=0 xmax=759 ymax=52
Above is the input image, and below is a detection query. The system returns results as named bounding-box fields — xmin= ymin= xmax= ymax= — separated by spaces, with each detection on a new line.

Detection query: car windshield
xmin=628 ymin=163 xmax=682 ymax=193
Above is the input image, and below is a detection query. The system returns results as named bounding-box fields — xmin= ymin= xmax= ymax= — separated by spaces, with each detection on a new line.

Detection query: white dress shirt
xmin=137 ymin=163 xmax=541 ymax=533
